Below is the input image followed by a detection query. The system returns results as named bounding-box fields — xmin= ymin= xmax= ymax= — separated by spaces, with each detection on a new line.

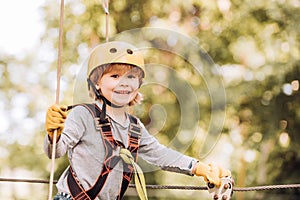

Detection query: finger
xmin=222 ymin=169 xmax=231 ymax=177
xmin=219 ymin=167 xmax=231 ymax=177
xmin=49 ymin=105 xmax=68 ymax=118
xmin=206 ymin=178 xmax=221 ymax=187
xmin=58 ymin=105 xmax=68 ymax=118
xmin=47 ymin=111 xmax=67 ymax=121
xmin=47 ymin=114 xmax=66 ymax=124
xmin=212 ymin=178 xmax=221 ymax=187
xmin=46 ymin=118 xmax=64 ymax=126
xmin=46 ymin=120 xmax=65 ymax=130
xmin=46 ymin=111 xmax=63 ymax=120
xmin=47 ymin=116 xmax=65 ymax=126
xmin=47 ymin=125 xmax=64 ymax=132
xmin=47 ymin=128 xmax=63 ymax=135
xmin=206 ymin=173 xmax=221 ymax=187
xmin=59 ymin=105 xmax=68 ymax=111
xmin=45 ymin=116 xmax=65 ymax=126
xmin=47 ymin=129 xmax=54 ymax=135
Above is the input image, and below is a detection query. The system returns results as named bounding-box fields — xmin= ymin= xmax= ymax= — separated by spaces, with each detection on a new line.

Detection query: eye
xmin=127 ymin=74 xmax=136 ymax=79
xmin=111 ymin=74 xmax=119 ymax=78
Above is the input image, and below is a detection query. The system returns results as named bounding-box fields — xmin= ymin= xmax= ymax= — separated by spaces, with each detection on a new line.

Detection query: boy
xmin=44 ymin=41 xmax=230 ymax=200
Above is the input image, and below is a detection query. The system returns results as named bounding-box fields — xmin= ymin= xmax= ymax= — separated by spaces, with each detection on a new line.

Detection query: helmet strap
xmin=87 ymin=78 xmax=124 ymax=120
xmin=100 ymin=94 xmax=123 ymax=108
xmin=87 ymin=78 xmax=101 ymax=99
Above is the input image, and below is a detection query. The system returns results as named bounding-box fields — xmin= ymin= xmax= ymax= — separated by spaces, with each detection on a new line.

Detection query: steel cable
xmin=0 ymin=178 xmax=299 ymax=192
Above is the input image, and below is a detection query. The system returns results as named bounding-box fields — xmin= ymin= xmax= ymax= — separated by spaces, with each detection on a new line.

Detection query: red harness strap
xmin=67 ymin=103 xmax=141 ymax=200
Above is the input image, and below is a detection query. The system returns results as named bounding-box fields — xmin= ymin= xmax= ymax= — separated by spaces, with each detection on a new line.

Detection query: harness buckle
xmin=94 ymin=117 xmax=111 ymax=130
xmin=129 ymin=123 xmax=141 ymax=136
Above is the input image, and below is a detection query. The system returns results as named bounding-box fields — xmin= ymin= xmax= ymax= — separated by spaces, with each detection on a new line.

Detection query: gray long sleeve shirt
xmin=44 ymin=103 xmax=197 ymax=200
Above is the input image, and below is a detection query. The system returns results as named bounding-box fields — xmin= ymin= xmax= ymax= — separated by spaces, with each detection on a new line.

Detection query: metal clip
xmin=102 ymin=0 xmax=109 ymax=14
xmin=207 ymin=176 xmax=234 ymax=200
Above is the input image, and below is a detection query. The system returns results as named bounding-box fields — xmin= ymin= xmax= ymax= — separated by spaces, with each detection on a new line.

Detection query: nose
xmin=119 ymin=76 xmax=130 ymax=86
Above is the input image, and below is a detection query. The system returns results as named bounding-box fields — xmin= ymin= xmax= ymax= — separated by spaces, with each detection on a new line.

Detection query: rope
xmin=48 ymin=0 xmax=64 ymax=199
xmin=120 ymin=148 xmax=148 ymax=200
xmin=56 ymin=0 xmax=64 ymax=105
xmin=102 ymin=0 xmax=109 ymax=42
xmin=47 ymin=1 xmax=110 ymax=199
xmin=1 ymin=178 xmax=299 ymax=192
xmin=232 ymin=184 xmax=300 ymax=192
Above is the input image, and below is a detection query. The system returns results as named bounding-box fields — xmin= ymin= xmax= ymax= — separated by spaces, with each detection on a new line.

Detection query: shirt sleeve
xmin=43 ymin=106 xmax=90 ymax=159
xmin=137 ymin=121 xmax=197 ymax=176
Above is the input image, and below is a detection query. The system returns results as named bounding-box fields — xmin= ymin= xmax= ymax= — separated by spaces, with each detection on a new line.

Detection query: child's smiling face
xmin=97 ymin=64 xmax=141 ymax=106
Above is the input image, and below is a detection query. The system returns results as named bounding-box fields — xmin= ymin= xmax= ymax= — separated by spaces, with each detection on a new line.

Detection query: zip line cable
xmin=0 ymin=178 xmax=299 ymax=192
xmin=47 ymin=0 xmax=64 ymax=199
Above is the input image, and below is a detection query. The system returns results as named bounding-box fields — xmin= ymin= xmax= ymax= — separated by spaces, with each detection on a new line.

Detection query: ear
xmin=95 ymin=84 xmax=100 ymax=90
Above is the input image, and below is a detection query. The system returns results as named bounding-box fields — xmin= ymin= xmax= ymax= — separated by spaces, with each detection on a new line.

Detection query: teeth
xmin=115 ymin=91 xmax=130 ymax=94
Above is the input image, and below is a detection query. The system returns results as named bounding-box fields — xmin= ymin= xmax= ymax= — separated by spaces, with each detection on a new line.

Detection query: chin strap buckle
xmin=207 ymin=176 xmax=234 ymax=200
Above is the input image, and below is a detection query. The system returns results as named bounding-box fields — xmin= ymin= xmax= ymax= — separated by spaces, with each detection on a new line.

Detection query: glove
xmin=193 ymin=161 xmax=231 ymax=187
xmin=45 ymin=104 xmax=68 ymax=142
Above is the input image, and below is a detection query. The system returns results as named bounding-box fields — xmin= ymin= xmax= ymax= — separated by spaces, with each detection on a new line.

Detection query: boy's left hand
xmin=193 ymin=161 xmax=231 ymax=187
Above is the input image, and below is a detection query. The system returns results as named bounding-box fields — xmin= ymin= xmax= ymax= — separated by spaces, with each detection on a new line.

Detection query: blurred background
xmin=0 ymin=0 xmax=299 ymax=199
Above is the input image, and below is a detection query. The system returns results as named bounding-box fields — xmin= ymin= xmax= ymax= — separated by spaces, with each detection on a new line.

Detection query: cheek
xmin=131 ymin=85 xmax=140 ymax=97
xmin=99 ymin=82 xmax=113 ymax=96
xmin=131 ymin=79 xmax=140 ymax=89
xmin=99 ymin=77 xmax=116 ymax=90
xmin=131 ymin=88 xmax=139 ymax=96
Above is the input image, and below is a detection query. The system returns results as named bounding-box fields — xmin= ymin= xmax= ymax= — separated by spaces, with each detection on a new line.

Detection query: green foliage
xmin=1 ymin=0 xmax=300 ymax=199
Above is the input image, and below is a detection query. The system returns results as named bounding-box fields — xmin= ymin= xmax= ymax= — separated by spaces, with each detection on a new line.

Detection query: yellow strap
xmin=119 ymin=148 xmax=148 ymax=200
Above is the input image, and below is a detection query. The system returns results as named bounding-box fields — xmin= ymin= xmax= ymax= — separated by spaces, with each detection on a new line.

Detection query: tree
xmin=1 ymin=0 xmax=299 ymax=199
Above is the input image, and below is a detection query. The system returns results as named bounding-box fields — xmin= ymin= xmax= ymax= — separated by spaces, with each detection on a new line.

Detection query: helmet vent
xmin=109 ymin=48 xmax=117 ymax=53
xmin=127 ymin=49 xmax=133 ymax=54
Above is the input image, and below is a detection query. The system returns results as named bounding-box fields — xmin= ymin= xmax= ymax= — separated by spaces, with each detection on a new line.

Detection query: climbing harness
xmin=66 ymin=103 xmax=147 ymax=200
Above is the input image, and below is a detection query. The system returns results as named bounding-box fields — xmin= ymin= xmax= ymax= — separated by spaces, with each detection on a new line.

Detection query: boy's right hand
xmin=45 ymin=104 xmax=68 ymax=142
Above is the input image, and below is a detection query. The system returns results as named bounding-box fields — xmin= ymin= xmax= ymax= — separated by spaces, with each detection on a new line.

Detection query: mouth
xmin=114 ymin=90 xmax=131 ymax=94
